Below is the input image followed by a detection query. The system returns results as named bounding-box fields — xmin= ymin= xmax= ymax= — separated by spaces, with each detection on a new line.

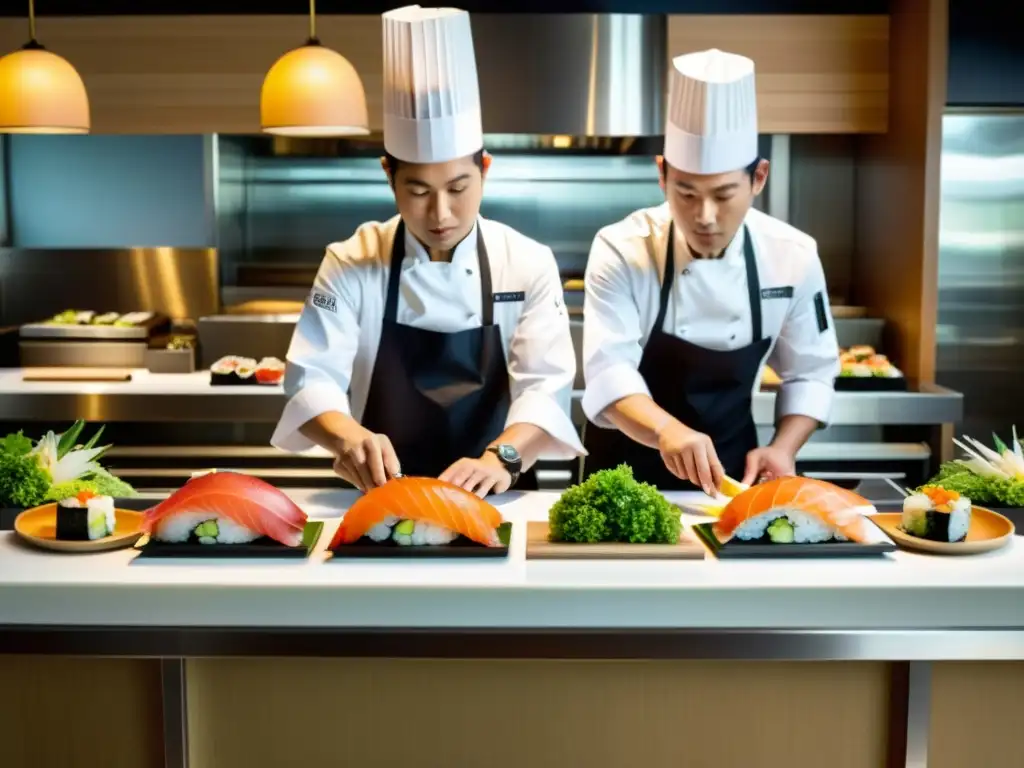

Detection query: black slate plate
xmin=133 ymin=521 xmax=323 ymax=559
xmin=834 ymin=376 xmax=907 ymax=392
xmin=692 ymin=522 xmax=896 ymax=559
xmin=330 ymin=522 xmax=512 ymax=559
xmin=1 ymin=497 xmax=153 ymax=532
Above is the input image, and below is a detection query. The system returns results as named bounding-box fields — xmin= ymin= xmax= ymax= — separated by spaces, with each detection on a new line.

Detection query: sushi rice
xmin=149 ymin=511 xmax=262 ymax=545
xmin=364 ymin=515 xmax=459 ymax=546
xmin=732 ymin=508 xmax=849 ymax=544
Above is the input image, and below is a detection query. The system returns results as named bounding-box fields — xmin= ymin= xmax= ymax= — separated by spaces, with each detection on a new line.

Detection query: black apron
xmin=582 ymin=223 xmax=771 ymax=491
xmin=359 ymin=220 xmax=538 ymax=490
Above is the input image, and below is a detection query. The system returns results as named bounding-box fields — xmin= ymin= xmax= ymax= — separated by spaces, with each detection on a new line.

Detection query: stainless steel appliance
xmin=935 ymin=111 xmax=1024 ymax=439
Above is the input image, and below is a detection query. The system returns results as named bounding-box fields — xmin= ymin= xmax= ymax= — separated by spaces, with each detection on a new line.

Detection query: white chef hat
xmin=381 ymin=5 xmax=483 ymax=164
xmin=663 ymin=48 xmax=758 ymax=175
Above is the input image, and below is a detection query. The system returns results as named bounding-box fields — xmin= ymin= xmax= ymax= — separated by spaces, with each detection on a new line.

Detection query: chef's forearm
xmin=486 ymin=423 xmax=554 ymax=470
xmin=601 ymin=394 xmax=678 ymax=450
xmin=770 ymin=414 xmax=818 ymax=457
xmin=298 ymin=411 xmax=364 ymax=454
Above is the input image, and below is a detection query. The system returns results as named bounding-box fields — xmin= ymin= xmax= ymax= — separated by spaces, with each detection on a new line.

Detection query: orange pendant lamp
xmin=0 ymin=0 xmax=90 ymax=134
xmin=261 ymin=0 xmax=369 ymax=137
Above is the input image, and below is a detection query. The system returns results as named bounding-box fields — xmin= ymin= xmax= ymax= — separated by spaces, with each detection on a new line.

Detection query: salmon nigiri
xmin=142 ymin=471 xmax=308 ymax=547
xmin=330 ymin=476 xmax=505 ymax=548
xmin=713 ymin=476 xmax=876 ymax=544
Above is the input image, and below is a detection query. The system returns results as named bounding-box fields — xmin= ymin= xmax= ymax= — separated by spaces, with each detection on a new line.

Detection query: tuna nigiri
xmin=330 ymin=476 xmax=505 ymax=548
xmin=142 ymin=471 xmax=308 ymax=547
xmin=713 ymin=476 xmax=876 ymax=544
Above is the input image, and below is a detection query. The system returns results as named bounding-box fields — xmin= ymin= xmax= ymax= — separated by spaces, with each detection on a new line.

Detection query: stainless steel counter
xmin=0 ymin=370 xmax=964 ymax=426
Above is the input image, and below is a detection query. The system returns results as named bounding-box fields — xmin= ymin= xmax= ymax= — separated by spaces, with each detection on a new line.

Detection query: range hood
xmin=472 ymin=14 xmax=667 ymax=137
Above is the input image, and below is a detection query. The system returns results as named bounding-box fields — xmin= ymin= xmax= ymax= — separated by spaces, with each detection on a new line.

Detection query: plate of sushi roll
xmin=690 ymin=476 xmax=897 ymax=558
xmin=209 ymin=356 xmax=286 ymax=386
xmin=870 ymin=485 xmax=1016 ymax=555
xmin=834 ymin=346 xmax=907 ymax=391
xmin=14 ymin=491 xmax=144 ymax=553
xmin=328 ymin=476 xmax=512 ymax=559
xmin=134 ymin=471 xmax=322 ymax=558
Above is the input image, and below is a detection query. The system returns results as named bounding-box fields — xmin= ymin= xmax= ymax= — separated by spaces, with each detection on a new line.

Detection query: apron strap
xmin=653 ymin=222 xmax=676 ymax=334
xmin=384 ymin=219 xmax=494 ymax=326
xmin=741 ymin=224 xmax=763 ymax=342
xmin=476 ymin=224 xmax=494 ymax=327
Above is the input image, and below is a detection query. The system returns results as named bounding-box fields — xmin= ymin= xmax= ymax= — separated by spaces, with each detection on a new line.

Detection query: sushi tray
xmin=329 ymin=522 xmax=513 ymax=559
xmin=20 ymin=311 xmax=169 ymax=341
xmin=134 ymin=521 xmax=323 ymax=559
xmin=834 ymin=345 xmax=907 ymax=391
xmin=1 ymin=496 xmax=151 ymax=532
xmin=870 ymin=498 xmax=1016 ymax=556
xmin=13 ymin=501 xmax=145 ymax=554
xmin=525 ymin=521 xmax=705 ymax=560
xmin=209 ymin=355 xmax=285 ymax=386
xmin=691 ymin=521 xmax=897 ymax=559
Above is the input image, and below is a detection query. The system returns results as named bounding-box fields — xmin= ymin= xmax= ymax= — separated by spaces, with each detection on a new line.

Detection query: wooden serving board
xmin=526 ymin=521 xmax=705 ymax=560
xmin=22 ymin=367 xmax=133 ymax=382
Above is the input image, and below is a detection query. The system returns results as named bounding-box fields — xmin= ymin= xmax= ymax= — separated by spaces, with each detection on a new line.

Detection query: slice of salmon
xmin=142 ymin=471 xmax=308 ymax=546
xmin=713 ymin=476 xmax=875 ymax=543
xmin=330 ymin=476 xmax=505 ymax=548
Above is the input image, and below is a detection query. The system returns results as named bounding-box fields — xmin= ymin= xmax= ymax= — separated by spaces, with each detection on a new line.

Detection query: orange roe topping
xmin=75 ymin=490 xmax=97 ymax=504
xmin=922 ymin=485 xmax=960 ymax=506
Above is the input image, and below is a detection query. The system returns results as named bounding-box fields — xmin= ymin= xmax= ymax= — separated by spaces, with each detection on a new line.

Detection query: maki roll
xmin=210 ymin=355 xmax=258 ymax=385
xmin=255 ymin=357 xmax=286 ymax=385
xmin=901 ymin=486 xmax=972 ymax=542
xmin=56 ymin=491 xmax=116 ymax=541
xmin=234 ymin=357 xmax=258 ymax=384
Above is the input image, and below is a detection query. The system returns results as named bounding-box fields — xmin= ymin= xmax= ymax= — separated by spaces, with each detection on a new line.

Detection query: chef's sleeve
xmin=768 ymin=249 xmax=841 ymax=425
xmin=504 ymin=247 xmax=586 ymax=459
xmin=580 ymin=233 xmax=651 ymax=428
xmin=270 ymin=247 xmax=361 ymax=453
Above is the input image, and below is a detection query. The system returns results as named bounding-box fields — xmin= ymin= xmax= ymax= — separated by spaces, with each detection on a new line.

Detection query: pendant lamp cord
xmin=308 ymin=0 xmax=318 ymax=43
xmin=27 ymin=0 xmax=36 ymax=43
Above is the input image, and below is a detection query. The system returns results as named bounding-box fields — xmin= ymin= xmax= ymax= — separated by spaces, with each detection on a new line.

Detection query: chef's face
xmin=657 ymin=157 xmax=769 ymax=257
xmin=382 ymin=151 xmax=491 ymax=254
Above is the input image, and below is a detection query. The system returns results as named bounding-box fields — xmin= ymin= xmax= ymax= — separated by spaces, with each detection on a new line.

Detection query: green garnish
xmin=548 ymin=464 xmax=681 ymax=544
xmin=394 ymin=519 xmax=415 ymax=536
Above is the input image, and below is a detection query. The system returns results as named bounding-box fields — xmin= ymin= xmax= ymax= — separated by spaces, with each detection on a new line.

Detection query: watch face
xmin=498 ymin=444 xmax=519 ymax=462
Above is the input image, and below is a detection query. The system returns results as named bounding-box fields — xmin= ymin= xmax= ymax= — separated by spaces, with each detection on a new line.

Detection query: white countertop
xmin=0 ymin=489 xmax=1021 ymax=632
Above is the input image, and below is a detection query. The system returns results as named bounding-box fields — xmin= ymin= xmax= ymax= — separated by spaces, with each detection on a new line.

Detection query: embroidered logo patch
xmin=761 ymin=286 xmax=794 ymax=300
xmin=311 ymin=291 xmax=338 ymax=314
xmin=493 ymin=291 xmax=526 ymax=303
xmin=813 ymin=291 xmax=829 ymax=333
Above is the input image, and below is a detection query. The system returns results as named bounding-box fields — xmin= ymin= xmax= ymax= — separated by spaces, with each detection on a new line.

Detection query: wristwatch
xmin=486 ymin=444 xmax=522 ymax=486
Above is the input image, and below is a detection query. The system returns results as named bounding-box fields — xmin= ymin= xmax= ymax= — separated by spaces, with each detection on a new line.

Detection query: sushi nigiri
xmin=901 ymin=485 xmax=972 ymax=542
xmin=713 ymin=476 xmax=876 ymax=544
xmin=330 ymin=476 xmax=505 ymax=548
xmin=142 ymin=471 xmax=307 ymax=547
xmin=56 ymin=490 xmax=115 ymax=541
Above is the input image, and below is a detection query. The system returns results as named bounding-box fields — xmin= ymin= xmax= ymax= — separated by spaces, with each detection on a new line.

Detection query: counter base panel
xmin=2 ymin=625 xmax=1024 ymax=660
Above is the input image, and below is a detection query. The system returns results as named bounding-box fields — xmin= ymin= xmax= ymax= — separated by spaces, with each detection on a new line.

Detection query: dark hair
xmin=661 ymin=156 xmax=763 ymax=182
xmin=384 ymin=148 xmax=486 ymax=178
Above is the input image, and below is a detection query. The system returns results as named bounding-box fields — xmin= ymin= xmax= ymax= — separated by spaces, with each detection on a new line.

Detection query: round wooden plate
xmin=870 ymin=507 xmax=1016 ymax=555
xmin=14 ymin=503 xmax=145 ymax=553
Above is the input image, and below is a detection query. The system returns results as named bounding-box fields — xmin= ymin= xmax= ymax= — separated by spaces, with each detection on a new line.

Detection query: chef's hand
xmin=657 ymin=420 xmax=725 ymax=496
xmin=331 ymin=423 xmax=401 ymax=491
xmin=439 ymin=452 xmax=512 ymax=498
xmin=742 ymin=445 xmax=796 ymax=486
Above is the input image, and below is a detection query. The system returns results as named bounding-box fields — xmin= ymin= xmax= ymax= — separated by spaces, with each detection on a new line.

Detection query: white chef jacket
xmin=271 ymin=214 xmax=584 ymax=460
xmin=582 ymin=203 xmax=840 ymax=429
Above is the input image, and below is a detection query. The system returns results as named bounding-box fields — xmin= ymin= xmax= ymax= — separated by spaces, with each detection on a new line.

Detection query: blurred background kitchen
xmin=0 ymin=0 xmax=1018 ymax=492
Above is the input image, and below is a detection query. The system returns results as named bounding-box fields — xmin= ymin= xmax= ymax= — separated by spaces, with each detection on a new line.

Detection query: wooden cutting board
xmin=526 ymin=521 xmax=705 ymax=560
xmin=22 ymin=367 xmax=133 ymax=382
